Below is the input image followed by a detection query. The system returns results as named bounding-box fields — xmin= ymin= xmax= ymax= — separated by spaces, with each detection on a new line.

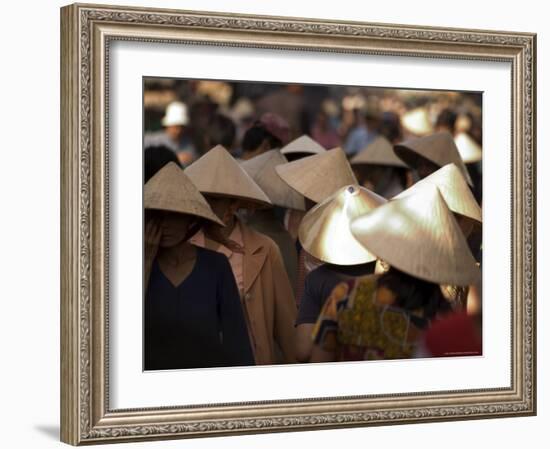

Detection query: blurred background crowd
xmin=144 ymin=78 xmax=482 ymax=200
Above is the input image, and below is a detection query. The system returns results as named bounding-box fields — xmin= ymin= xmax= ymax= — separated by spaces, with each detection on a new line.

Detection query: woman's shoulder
xmin=193 ymin=245 xmax=232 ymax=270
xmin=240 ymin=221 xmax=279 ymax=253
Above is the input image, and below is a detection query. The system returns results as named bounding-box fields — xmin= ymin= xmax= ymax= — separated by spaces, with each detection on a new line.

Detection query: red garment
xmin=423 ymin=312 xmax=482 ymax=357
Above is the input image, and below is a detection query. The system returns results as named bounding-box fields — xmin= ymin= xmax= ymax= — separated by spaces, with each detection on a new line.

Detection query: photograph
xmin=143 ymin=78 xmax=484 ymax=371
xmin=59 ymin=3 xmax=536 ymax=444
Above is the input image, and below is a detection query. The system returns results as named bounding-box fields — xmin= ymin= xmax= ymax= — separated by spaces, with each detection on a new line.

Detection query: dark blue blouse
xmin=144 ymin=246 xmax=255 ymax=370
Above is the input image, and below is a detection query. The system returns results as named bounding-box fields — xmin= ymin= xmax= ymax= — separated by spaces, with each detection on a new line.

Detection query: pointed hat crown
xmin=351 ymin=136 xmax=407 ymax=167
xmin=185 ymin=145 xmax=271 ymax=207
xmin=299 ymin=184 xmax=387 ymax=265
xmin=275 ymin=147 xmax=358 ymax=203
xmin=393 ymin=163 xmax=481 ymax=222
xmin=144 ymin=162 xmax=224 ymax=225
xmin=240 ymin=150 xmax=305 ymax=210
xmin=394 ymin=132 xmax=473 ymax=186
xmin=280 ymin=134 xmax=326 ymax=156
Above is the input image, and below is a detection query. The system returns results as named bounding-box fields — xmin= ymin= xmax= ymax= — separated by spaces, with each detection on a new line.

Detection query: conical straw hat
xmin=393 ymin=163 xmax=482 ymax=222
xmin=350 ymin=185 xmax=480 ymax=286
xmin=185 ymin=145 xmax=271 ymax=207
xmin=394 ymin=131 xmax=473 ymax=186
xmin=144 ymin=162 xmax=224 ymax=226
xmin=401 ymin=107 xmax=434 ymax=136
xmin=299 ymin=185 xmax=387 ymax=265
xmin=275 ymin=147 xmax=358 ymax=203
xmin=454 ymin=132 xmax=482 ymax=164
xmin=280 ymin=135 xmax=326 ymax=156
xmin=351 ymin=136 xmax=407 ymax=167
xmin=240 ymin=150 xmax=306 ymax=211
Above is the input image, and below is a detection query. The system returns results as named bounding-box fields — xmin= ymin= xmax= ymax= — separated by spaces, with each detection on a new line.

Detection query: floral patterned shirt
xmin=312 ymin=274 xmax=416 ymax=361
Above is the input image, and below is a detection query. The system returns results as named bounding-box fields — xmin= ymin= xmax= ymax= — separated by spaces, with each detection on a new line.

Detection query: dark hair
xmin=377 ymin=267 xmax=450 ymax=326
xmin=378 ymin=112 xmax=402 ymax=144
xmin=435 ymin=108 xmax=457 ymax=132
xmin=241 ymin=121 xmax=282 ymax=153
xmin=207 ymin=113 xmax=236 ymax=149
xmin=144 ymin=145 xmax=181 ymax=183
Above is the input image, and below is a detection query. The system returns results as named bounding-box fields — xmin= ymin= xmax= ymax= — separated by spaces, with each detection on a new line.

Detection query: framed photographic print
xmin=60 ymin=2 xmax=536 ymax=445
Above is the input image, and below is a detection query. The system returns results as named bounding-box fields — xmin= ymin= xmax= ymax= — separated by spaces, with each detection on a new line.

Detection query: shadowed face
xmin=146 ymin=210 xmax=194 ymax=248
xmin=165 ymin=125 xmax=185 ymax=142
xmin=206 ymin=197 xmax=241 ymax=225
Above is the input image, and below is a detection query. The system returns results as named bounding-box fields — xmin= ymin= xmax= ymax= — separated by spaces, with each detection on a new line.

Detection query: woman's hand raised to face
xmin=144 ymin=217 xmax=163 ymax=292
xmin=145 ymin=218 xmax=162 ymax=258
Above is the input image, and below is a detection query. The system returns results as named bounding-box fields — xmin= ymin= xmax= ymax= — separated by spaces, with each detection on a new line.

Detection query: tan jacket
xmin=239 ymin=220 xmax=297 ymax=365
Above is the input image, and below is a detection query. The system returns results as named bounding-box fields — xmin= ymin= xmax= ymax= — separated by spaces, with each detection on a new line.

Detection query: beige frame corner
xmin=60 ymin=3 xmax=536 ymax=445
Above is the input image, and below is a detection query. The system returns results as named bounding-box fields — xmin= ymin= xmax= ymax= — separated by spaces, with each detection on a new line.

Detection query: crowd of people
xmin=143 ymin=82 xmax=483 ymax=370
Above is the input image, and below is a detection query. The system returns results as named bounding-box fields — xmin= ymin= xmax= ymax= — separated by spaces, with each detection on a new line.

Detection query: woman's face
xmin=152 ymin=211 xmax=193 ymax=248
xmin=206 ymin=197 xmax=240 ymax=225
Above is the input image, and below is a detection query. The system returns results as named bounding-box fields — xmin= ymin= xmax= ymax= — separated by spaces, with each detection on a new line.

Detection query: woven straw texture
xmin=240 ymin=150 xmax=306 ymax=210
xmin=185 ymin=145 xmax=271 ymax=207
xmin=275 ymin=147 xmax=357 ymax=203
xmin=299 ymin=185 xmax=387 ymax=265
xmin=350 ymin=185 xmax=480 ymax=286
xmin=394 ymin=131 xmax=473 ymax=186
xmin=144 ymin=162 xmax=224 ymax=225
xmin=280 ymin=134 xmax=326 ymax=156
xmin=351 ymin=136 xmax=407 ymax=167
xmin=393 ymin=163 xmax=482 ymax=222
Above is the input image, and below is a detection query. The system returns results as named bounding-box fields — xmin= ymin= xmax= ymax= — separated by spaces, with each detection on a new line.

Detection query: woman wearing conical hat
xmin=394 ymin=162 xmax=483 ymax=264
xmin=274 ymin=147 xmax=358 ymax=241
xmin=350 ymin=136 xmax=411 ymax=198
xmin=293 ymin=184 xmax=387 ymax=362
xmin=185 ymin=145 xmax=298 ymax=365
xmin=260 ymin=135 xmax=326 ymax=266
xmin=393 ymin=162 xmax=483 ymax=309
xmin=276 ymin=147 xmax=358 ymax=205
xmin=310 ymin=186 xmax=480 ymax=363
xmin=275 ymin=147 xmax=359 ymax=302
xmin=240 ymin=149 xmax=305 ymax=290
xmin=280 ymin=134 xmax=326 ymax=162
xmin=394 ymin=131 xmax=473 ymax=187
xmin=243 ymin=134 xmax=326 ymax=272
xmin=144 ymin=162 xmax=254 ymax=370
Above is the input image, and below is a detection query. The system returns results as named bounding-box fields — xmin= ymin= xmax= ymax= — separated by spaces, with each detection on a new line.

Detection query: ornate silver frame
xmin=60 ymin=3 xmax=536 ymax=445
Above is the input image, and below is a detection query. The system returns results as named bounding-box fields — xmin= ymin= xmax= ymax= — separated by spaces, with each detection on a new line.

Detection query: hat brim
xmin=394 ymin=145 xmax=441 ymax=172
xmin=144 ymin=205 xmax=225 ymax=227
xmin=202 ymin=192 xmax=272 ymax=210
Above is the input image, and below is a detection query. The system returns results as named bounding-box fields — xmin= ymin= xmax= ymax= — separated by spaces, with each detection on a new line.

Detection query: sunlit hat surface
xmin=299 ymin=184 xmax=386 ymax=265
xmin=350 ymin=185 xmax=480 ymax=286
